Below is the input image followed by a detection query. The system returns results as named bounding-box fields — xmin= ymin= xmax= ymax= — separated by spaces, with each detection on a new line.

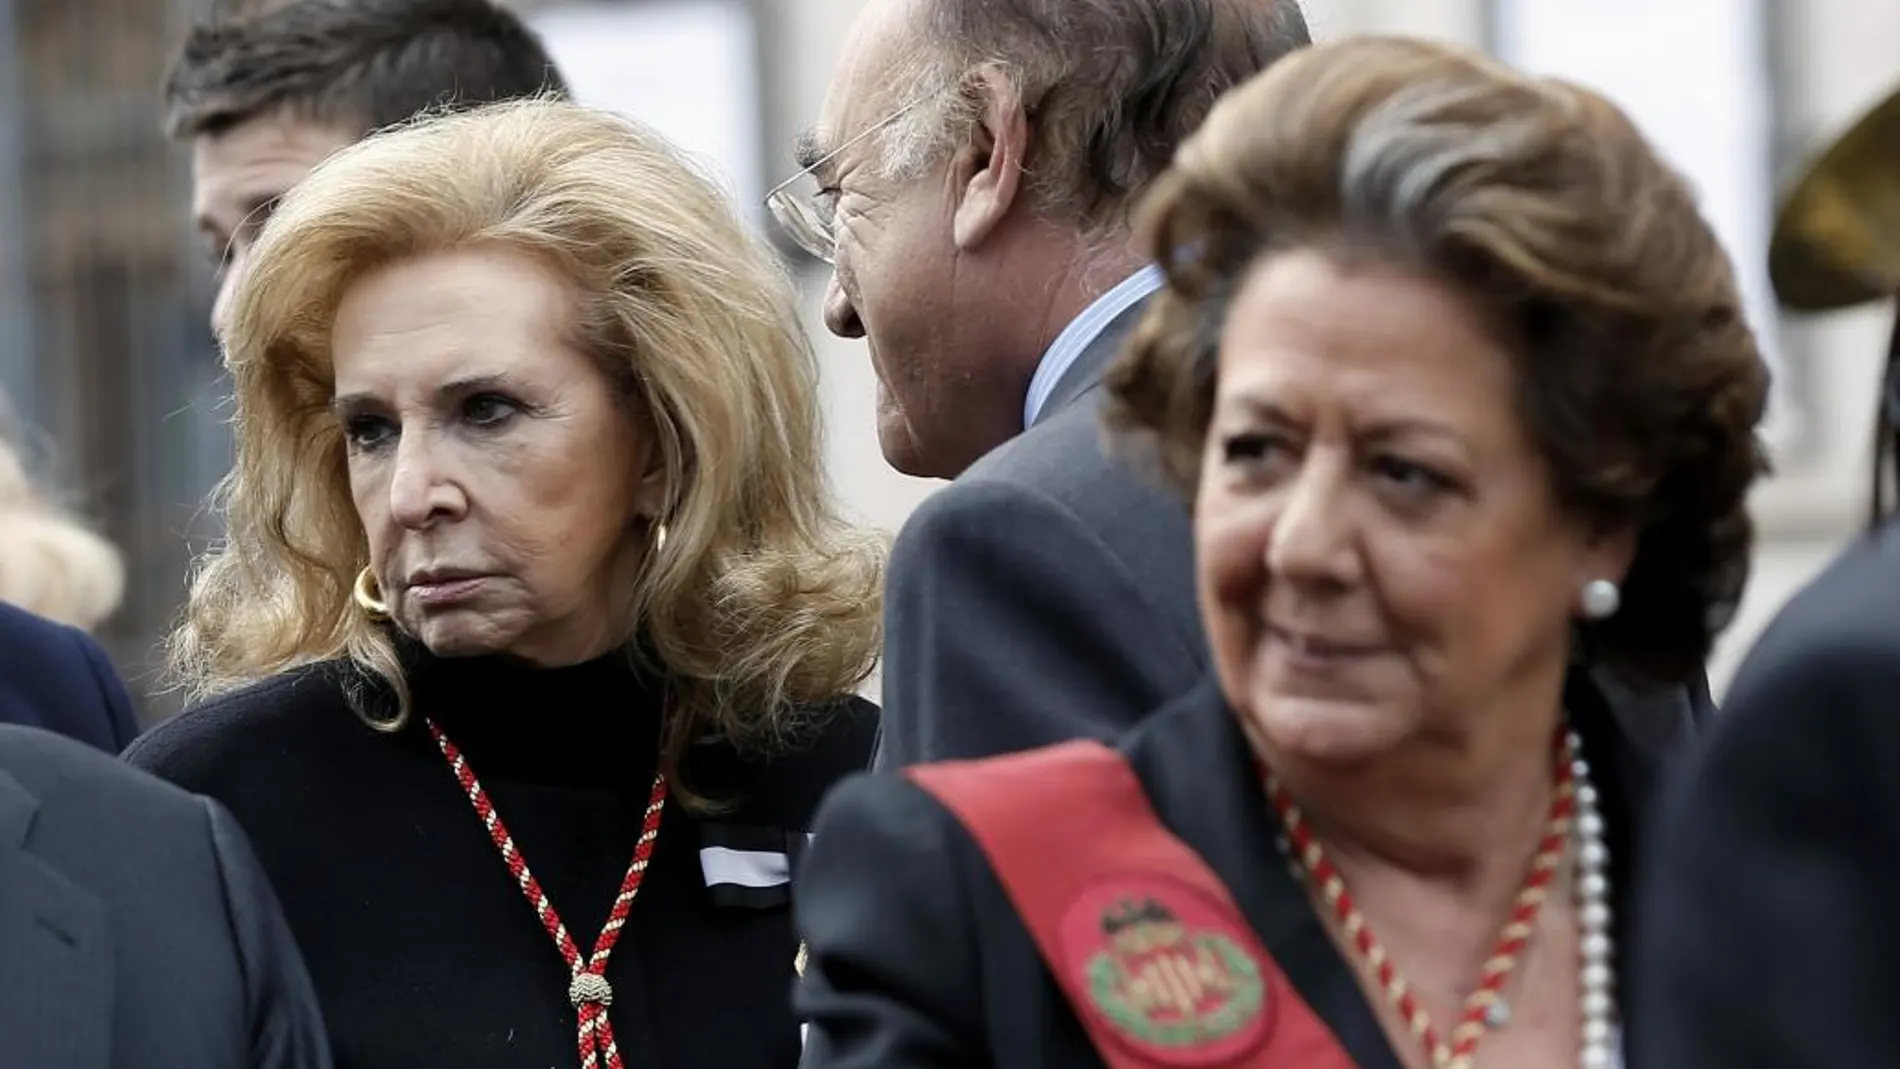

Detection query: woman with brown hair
xmin=794 ymin=35 xmax=1768 ymax=1069
xmin=127 ymin=99 xmax=883 ymax=1069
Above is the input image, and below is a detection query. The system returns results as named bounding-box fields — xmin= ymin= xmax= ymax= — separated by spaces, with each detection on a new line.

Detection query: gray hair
xmin=876 ymin=0 xmax=1312 ymax=227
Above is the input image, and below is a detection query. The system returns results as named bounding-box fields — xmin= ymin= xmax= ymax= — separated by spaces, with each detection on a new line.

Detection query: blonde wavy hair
xmin=0 ymin=433 xmax=125 ymax=631
xmin=171 ymin=98 xmax=885 ymax=767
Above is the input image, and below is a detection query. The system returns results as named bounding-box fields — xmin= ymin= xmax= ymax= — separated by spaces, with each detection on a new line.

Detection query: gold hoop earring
xmin=651 ymin=521 xmax=669 ymax=555
xmin=353 ymin=566 xmax=390 ymax=620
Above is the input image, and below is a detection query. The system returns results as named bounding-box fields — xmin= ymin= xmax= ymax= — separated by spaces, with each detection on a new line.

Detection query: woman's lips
xmin=1266 ymin=625 xmax=1389 ymax=666
xmin=405 ymin=575 xmax=491 ymax=607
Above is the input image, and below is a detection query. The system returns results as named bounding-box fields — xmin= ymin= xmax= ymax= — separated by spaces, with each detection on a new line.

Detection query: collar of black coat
xmin=1117 ymin=668 xmax=1674 ymax=1069
xmin=341 ymin=630 xmax=877 ymax=832
xmin=348 ymin=629 xmax=667 ymax=793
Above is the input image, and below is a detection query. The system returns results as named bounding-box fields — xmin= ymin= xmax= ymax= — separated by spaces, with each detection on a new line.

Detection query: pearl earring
xmin=1580 ymin=578 xmax=1621 ymax=620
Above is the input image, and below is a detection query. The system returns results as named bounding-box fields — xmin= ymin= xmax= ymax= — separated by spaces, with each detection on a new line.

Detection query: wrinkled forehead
xmin=817 ymin=0 xmax=928 ymax=151
xmin=189 ymin=113 xmax=357 ymax=231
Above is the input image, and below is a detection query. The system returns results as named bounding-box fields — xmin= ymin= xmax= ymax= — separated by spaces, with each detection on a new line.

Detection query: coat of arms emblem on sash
xmin=1084 ymin=896 xmax=1267 ymax=1048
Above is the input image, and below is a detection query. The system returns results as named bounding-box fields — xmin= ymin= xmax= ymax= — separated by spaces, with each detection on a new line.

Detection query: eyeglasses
xmin=765 ymin=97 xmax=931 ymax=265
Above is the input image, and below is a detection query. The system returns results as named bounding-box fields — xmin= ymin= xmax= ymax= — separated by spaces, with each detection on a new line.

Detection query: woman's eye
xmin=1222 ymin=433 xmax=1286 ymax=465
xmin=343 ymin=415 xmax=396 ymax=452
xmin=463 ymin=394 xmax=519 ymax=428
xmin=1372 ymin=455 xmax=1454 ymax=494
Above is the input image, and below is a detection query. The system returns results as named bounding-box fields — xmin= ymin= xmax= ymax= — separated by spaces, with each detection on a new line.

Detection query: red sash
xmin=907 ymin=740 xmax=1357 ymax=1069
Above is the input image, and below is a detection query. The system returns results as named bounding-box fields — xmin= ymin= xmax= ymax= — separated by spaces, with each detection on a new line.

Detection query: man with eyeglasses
xmin=769 ymin=0 xmax=1313 ymax=764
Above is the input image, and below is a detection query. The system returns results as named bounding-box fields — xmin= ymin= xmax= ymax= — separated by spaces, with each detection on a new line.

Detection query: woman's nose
xmin=387 ymin=437 xmax=466 ymax=529
xmin=1265 ymin=457 xmax=1361 ymax=587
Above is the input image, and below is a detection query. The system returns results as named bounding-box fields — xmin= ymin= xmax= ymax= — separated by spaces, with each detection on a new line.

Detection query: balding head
xmin=881 ymin=0 xmax=1313 ymax=228
xmin=795 ymin=0 xmax=1312 ymax=479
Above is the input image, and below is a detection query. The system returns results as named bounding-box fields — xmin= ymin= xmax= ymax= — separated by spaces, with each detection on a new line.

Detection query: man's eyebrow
xmin=793 ymin=128 xmax=831 ymax=174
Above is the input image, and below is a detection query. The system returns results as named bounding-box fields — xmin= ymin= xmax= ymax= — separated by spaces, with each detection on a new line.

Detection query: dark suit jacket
xmin=0 ymin=723 xmax=329 ymax=1069
xmin=877 ymin=301 xmax=1203 ymax=766
xmin=1630 ymin=520 xmax=1900 ymax=1067
xmin=799 ymin=673 xmax=1674 ymax=1068
xmin=875 ymin=297 xmax=1715 ymax=768
xmin=0 ymin=600 xmax=138 ymax=752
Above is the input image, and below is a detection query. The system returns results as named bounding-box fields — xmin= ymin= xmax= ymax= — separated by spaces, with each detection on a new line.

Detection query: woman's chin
xmin=403 ymin=616 xmax=511 ymax=660
xmin=1251 ymin=693 xmax=1414 ymax=767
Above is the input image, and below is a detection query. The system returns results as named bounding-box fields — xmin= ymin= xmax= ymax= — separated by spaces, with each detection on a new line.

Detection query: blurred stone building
xmin=1 ymin=0 xmax=1891 ymax=719
xmin=1 ymin=0 xmax=219 ymax=716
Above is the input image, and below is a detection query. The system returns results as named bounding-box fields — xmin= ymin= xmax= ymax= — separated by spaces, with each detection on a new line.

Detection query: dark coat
xmin=0 ymin=600 xmax=138 ymax=751
xmin=127 ymin=648 xmax=877 ymax=1069
xmin=800 ymin=674 xmax=1675 ymax=1068
xmin=0 ymin=723 xmax=329 ymax=1069
xmin=1631 ymin=518 xmax=1900 ymax=1067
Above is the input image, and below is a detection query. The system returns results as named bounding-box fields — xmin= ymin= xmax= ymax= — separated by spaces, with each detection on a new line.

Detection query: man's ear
xmin=951 ymin=64 xmax=1029 ymax=251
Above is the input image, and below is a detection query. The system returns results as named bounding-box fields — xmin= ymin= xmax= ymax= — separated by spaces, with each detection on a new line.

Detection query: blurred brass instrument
xmin=1769 ymin=82 xmax=1900 ymax=522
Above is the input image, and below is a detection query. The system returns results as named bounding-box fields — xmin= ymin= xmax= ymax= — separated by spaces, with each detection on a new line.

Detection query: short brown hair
xmin=1106 ymin=35 xmax=1771 ymax=685
xmin=889 ymin=0 xmax=1311 ymax=226
xmin=163 ymin=0 xmax=567 ymax=139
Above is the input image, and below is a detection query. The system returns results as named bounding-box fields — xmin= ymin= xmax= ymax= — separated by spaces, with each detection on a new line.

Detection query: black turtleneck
xmin=125 ymin=645 xmax=878 ymax=1069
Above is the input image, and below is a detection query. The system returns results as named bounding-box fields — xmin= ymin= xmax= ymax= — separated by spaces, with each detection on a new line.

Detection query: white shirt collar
xmin=1021 ymin=264 xmax=1165 ymax=428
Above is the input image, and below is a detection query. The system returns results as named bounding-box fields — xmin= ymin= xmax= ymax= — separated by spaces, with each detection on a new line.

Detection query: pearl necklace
xmin=1570 ymin=730 xmax=1619 ymax=1069
xmin=1267 ymin=728 xmax=1619 ymax=1069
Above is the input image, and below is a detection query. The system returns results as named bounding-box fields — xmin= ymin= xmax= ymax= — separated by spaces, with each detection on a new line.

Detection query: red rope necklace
xmin=428 ymin=718 xmax=668 ymax=1069
xmin=1264 ymin=732 xmax=1576 ymax=1069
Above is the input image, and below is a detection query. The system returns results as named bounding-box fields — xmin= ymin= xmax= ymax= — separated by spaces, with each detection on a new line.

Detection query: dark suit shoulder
xmin=0 ymin=599 xmax=92 ymax=661
xmin=894 ymin=447 xmax=1190 ymax=619
xmin=962 ymin=390 xmax=1176 ymax=520
xmin=879 ymin=409 xmax=1204 ymax=763
xmin=751 ymin=694 xmax=879 ymax=826
xmin=808 ymin=769 xmax=969 ymax=862
xmin=1627 ymin=525 xmax=1900 ymax=1068
xmin=802 ymin=694 xmax=879 ymax=775
xmin=1729 ymin=525 xmax=1900 ymax=695
xmin=694 ymin=694 xmax=878 ymax=831
xmin=1115 ymin=677 xmax=1222 ymax=757
xmin=0 ymin=722 xmax=206 ymax=824
xmin=797 ymin=770 xmax=994 ymax=1064
xmin=0 ymin=600 xmax=137 ymax=751
xmin=123 ymin=661 xmax=359 ymax=796
xmin=1662 ymin=525 xmax=1900 ymax=827
xmin=0 ymin=726 xmax=333 ymax=1069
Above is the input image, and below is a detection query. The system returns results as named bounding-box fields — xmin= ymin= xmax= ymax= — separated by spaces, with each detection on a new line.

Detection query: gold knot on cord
xmin=568 ymin=972 xmax=614 ymax=1008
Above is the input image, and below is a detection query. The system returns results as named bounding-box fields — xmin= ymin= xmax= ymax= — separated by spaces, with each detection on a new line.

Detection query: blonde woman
xmin=0 ymin=431 xmax=125 ymax=635
xmin=0 ymin=428 xmax=139 ymax=752
xmin=126 ymin=99 xmax=884 ymax=1069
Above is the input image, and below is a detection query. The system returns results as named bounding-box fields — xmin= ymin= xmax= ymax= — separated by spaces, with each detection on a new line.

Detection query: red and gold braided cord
xmin=1265 ymin=732 xmax=1576 ymax=1069
xmin=430 ymin=719 xmax=667 ymax=1069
